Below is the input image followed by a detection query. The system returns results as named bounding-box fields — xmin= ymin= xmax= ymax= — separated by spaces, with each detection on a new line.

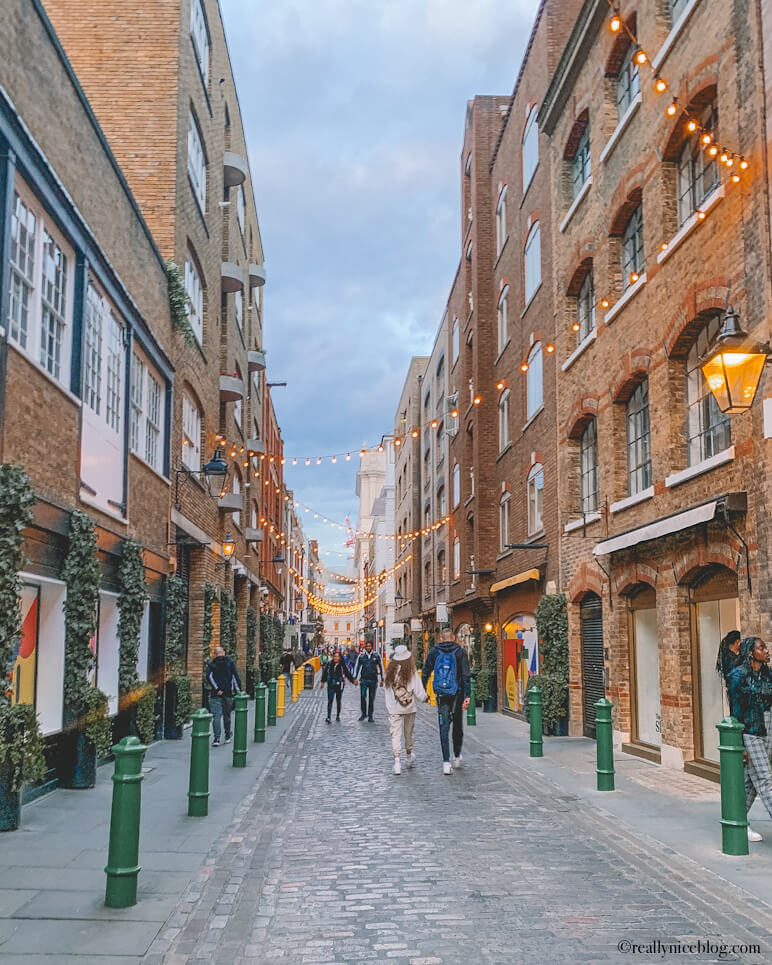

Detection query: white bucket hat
xmin=390 ymin=644 xmax=412 ymax=662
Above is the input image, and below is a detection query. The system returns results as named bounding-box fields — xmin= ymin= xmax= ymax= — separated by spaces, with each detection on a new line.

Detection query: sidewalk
xmin=452 ymin=707 xmax=772 ymax=908
xmin=0 ymin=688 xmax=313 ymax=964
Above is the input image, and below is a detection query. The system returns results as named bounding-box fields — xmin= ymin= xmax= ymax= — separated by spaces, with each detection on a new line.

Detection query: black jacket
xmin=354 ymin=650 xmax=383 ymax=683
xmin=322 ymin=660 xmax=355 ymax=689
xmin=280 ymin=651 xmax=295 ymax=674
xmin=206 ymin=655 xmax=241 ymax=697
xmin=422 ymin=641 xmax=471 ymax=698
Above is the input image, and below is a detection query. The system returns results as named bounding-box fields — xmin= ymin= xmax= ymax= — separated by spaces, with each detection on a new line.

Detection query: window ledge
xmin=464 ymin=494 xmax=475 ymax=507
xmin=7 ymin=340 xmax=82 ymax=408
xmin=653 ymin=0 xmax=702 ymax=71
xmin=496 ymin=442 xmax=513 ymax=463
xmin=526 ymin=529 xmax=546 ymax=543
xmin=495 ymin=338 xmax=512 ymax=364
xmin=599 ymin=94 xmax=642 ymax=166
xmin=520 ymin=168 xmax=537 ymax=206
xmin=494 ymin=237 xmax=509 ymax=267
xmin=521 ymin=282 xmax=543 ymax=318
xmin=610 ymin=486 xmax=654 ymax=515
xmin=559 ymin=176 xmax=592 ymax=233
xmin=561 ymin=329 xmax=597 ymax=372
xmin=129 ymin=452 xmax=171 ymax=486
xmin=497 ymin=549 xmax=513 ymax=561
xmin=665 ymin=446 xmax=735 ymax=489
xmin=564 ymin=512 xmax=601 ymax=533
xmin=79 ymin=492 xmax=129 ymax=526
xmin=522 ymin=405 xmax=544 ymax=432
xmin=657 ymin=185 xmax=724 ymax=264
xmin=604 ymin=273 xmax=647 ymax=326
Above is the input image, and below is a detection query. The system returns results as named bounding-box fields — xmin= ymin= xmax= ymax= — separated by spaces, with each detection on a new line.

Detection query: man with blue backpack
xmin=422 ymin=627 xmax=471 ymax=775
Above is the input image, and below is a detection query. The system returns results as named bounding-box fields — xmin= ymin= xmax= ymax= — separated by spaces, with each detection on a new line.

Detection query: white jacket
xmin=384 ymin=669 xmax=428 ymax=716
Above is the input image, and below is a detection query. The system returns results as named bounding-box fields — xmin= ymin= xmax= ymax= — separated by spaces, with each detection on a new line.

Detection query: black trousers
xmin=360 ymin=681 xmax=377 ymax=718
xmin=326 ymin=685 xmax=342 ymax=719
xmin=437 ymin=694 xmax=464 ymax=761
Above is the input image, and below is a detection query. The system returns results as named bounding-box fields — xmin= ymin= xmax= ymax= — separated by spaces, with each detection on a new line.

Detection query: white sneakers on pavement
xmin=748 ymin=826 xmax=763 ymax=842
xmin=443 ymin=762 xmax=452 ymax=776
xmin=393 ymin=758 xmax=401 ymax=775
xmin=406 ymin=752 xmax=416 ymax=768
xmin=454 ymin=755 xmax=463 ymax=768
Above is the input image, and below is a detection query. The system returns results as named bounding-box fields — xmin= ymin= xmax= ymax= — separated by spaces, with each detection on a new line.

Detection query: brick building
xmin=540 ymin=0 xmax=772 ymax=776
xmin=258 ymin=386 xmax=285 ymax=615
xmin=0 ymin=1 xmax=173 ymax=758
xmin=45 ymin=0 xmax=274 ymax=697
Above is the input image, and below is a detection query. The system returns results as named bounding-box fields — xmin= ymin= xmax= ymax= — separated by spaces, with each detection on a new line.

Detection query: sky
xmin=222 ymin=0 xmax=538 ymax=557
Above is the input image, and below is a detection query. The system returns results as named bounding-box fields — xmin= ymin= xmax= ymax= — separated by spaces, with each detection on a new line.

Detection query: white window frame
xmin=187 ymin=111 xmax=207 ymax=214
xmin=498 ymin=390 xmax=510 ymax=453
xmin=190 ymin=0 xmax=210 ymax=86
xmin=622 ymin=204 xmax=644 ymax=289
xmin=499 ymin=494 xmax=510 ymax=553
xmin=496 ymin=186 xmax=508 ymax=255
xmin=182 ymin=391 xmax=202 ymax=471
xmin=678 ymin=102 xmax=719 ymax=227
xmin=497 ymin=287 xmax=509 ymax=354
xmin=580 ymin=419 xmax=599 ymax=515
xmin=686 ymin=316 xmax=731 ymax=466
xmin=616 ymin=45 xmax=640 ymax=122
xmin=522 ymin=107 xmax=539 ymax=191
xmin=237 ymin=184 xmax=245 ymax=233
xmin=232 ymin=471 xmax=242 ymax=529
xmin=452 ymin=317 xmax=459 ymax=363
xmin=438 ymin=485 xmax=446 ymax=517
xmin=144 ymin=371 xmax=162 ymax=471
xmin=572 ymin=126 xmax=591 ymax=200
xmin=526 ymin=343 xmax=543 ymax=419
xmin=234 ymin=289 xmax=243 ymax=331
xmin=527 ymin=463 xmax=544 ymax=535
xmin=577 ymin=271 xmax=595 ymax=343
xmin=524 ymin=222 xmax=541 ymax=303
xmin=184 ymin=252 xmax=203 ymax=344
xmin=452 ymin=463 xmax=461 ymax=507
xmin=453 ymin=538 xmax=461 ymax=579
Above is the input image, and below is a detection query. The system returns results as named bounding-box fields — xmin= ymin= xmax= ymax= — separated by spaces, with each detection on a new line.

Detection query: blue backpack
xmin=433 ymin=648 xmax=459 ymax=696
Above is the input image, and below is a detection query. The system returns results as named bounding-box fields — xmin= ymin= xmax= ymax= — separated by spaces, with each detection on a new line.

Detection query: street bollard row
xmin=106 ymin=667 xmax=313 ymax=908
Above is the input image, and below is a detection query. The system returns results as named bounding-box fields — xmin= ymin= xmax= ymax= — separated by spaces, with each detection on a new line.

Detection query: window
xmin=496 ymin=186 xmax=508 ymax=255
xmin=232 ymin=471 xmax=241 ymax=529
xmin=236 ymin=184 xmax=245 ymax=233
xmin=670 ymin=0 xmax=690 ymax=20
xmin=452 ymin=317 xmax=459 ymax=363
xmin=436 ymin=423 xmax=445 ymax=464
xmin=621 ymin=204 xmax=644 ymax=289
xmin=572 ymin=126 xmax=591 ymax=199
xmin=184 ymin=254 xmax=203 ymax=344
xmin=83 ymin=283 xmax=104 ymax=414
xmin=453 ymin=538 xmax=461 ymax=579
xmin=8 ymin=185 xmax=73 ymax=385
xmin=524 ymin=223 xmax=541 ymax=302
xmin=527 ymin=464 xmax=544 ymax=535
xmin=577 ymin=271 xmax=595 ymax=342
xmin=129 ymin=352 xmax=164 ymax=471
xmin=145 ymin=373 xmax=162 ymax=470
xmin=580 ymin=419 xmax=599 ymax=515
xmin=182 ymin=391 xmax=202 ymax=471
xmin=498 ymin=390 xmax=510 ymax=452
xmin=626 ymin=380 xmax=652 ymax=495
xmin=187 ymin=111 xmax=207 ymax=212
xmin=686 ymin=316 xmax=731 ymax=465
xmin=234 ymin=289 xmax=243 ymax=331
xmin=616 ymin=44 xmax=640 ymax=121
xmin=465 ymin=241 xmax=473 ymax=263
xmin=424 ymin=561 xmax=431 ymax=597
xmin=452 ymin=463 xmax=461 ymax=507
xmin=678 ymin=102 xmax=719 ymax=226
xmin=499 ymin=494 xmax=510 ymax=553
xmin=105 ymin=311 xmax=123 ymax=433
xmin=190 ymin=0 xmax=210 ymax=85
xmin=436 ymin=356 xmax=445 ymax=396
xmin=526 ymin=343 xmax=543 ymax=419
xmin=497 ymin=287 xmax=509 ymax=353
xmin=465 ymin=153 xmax=472 ymax=176
xmin=130 ymin=355 xmax=144 ymax=456
xmin=437 ymin=485 xmax=446 ymax=517
xmin=437 ymin=550 xmax=446 ymax=585
xmin=522 ymin=107 xmax=539 ymax=190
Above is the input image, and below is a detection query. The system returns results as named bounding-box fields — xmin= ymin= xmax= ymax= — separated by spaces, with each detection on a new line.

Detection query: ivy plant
xmin=219 ymin=590 xmax=237 ymax=661
xmin=202 ymin=583 xmax=216 ymax=686
xmin=164 ymin=575 xmax=187 ymax=674
xmin=62 ymin=512 xmax=101 ymax=722
xmin=117 ymin=539 xmax=148 ymax=697
xmin=171 ymin=674 xmax=192 ymax=727
xmin=0 ymin=702 xmax=46 ymax=791
xmin=536 ymin=593 xmax=569 ymax=677
xmin=259 ymin=613 xmax=283 ymax=683
xmin=166 ymin=260 xmax=195 ymax=346
xmin=134 ymin=684 xmax=157 ymax=745
xmin=82 ymin=687 xmax=113 ymax=757
xmin=246 ymin=606 xmax=257 ymax=676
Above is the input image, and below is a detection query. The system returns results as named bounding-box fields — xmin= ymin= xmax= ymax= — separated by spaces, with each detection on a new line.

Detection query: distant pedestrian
xmin=280 ymin=649 xmax=295 ymax=676
xmin=385 ymin=644 xmax=428 ymax=774
xmin=727 ymin=636 xmax=772 ymax=843
xmin=320 ymin=650 xmax=356 ymax=723
xmin=320 ymin=648 xmax=330 ymax=667
xmin=206 ymin=646 xmax=242 ymax=747
xmin=354 ymin=634 xmax=384 ymax=722
xmin=422 ymin=628 xmax=471 ymax=775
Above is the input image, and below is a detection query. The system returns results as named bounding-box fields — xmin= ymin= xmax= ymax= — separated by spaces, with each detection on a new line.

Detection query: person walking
xmin=717 ymin=629 xmax=742 ymax=683
xmin=319 ymin=650 xmax=356 ymax=723
xmin=206 ymin=646 xmax=242 ymax=747
xmin=422 ymin=627 xmax=471 ymax=775
xmin=280 ymin=648 xmax=295 ymax=676
xmin=385 ymin=644 xmax=428 ymax=774
xmin=727 ymin=636 xmax=772 ymax=843
xmin=354 ymin=634 xmax=384 ymax=722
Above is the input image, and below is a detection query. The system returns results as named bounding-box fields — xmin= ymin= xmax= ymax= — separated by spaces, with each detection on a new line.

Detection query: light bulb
xmin=660 ymin=242 xmax=668 ymax=252
xmin=630 ymin=272 xmax=639 ymax=284
xmin=473 ymin=395 xmax=482 ymax=405
xmin=635 ymin=50 xmax=647 ymax=65
xmin=701 ymin=133 xmax=712 ymax=144
xmin=740 ymin=159 xmax=749 ymax=170
xmin=610 ymin=14 xmax=621 ymax=31
xmin=708 ymin=145 xmax=718 ymax=157
xmin=572 ymin=321 xmax=581 ymax=332
xmin=546 ymin=344 xmax=555 ymax=353
xmin=655 ymin=77 xmax=667 ymax=93
xmin=667 ymin=102 xmax=677 ymax=116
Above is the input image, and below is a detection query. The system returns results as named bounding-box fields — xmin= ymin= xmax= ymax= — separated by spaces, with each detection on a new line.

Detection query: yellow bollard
xmin=276 ymin=674 xmax=286 ymax=717
xmin=291 ymin=669 xmax=299 ymax=702
xmin=426 ymin=673 xmax=436 ymax=707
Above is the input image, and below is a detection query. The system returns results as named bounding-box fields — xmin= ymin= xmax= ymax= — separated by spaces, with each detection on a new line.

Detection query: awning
xmin=490 ymin=568 xmax=541 ymax=595
xmin=593 ymin=497 xmax=733 ymax=556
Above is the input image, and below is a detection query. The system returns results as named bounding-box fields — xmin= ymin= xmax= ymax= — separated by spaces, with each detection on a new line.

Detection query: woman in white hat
xmin=384 ymin=644 xmax=429 ymax=774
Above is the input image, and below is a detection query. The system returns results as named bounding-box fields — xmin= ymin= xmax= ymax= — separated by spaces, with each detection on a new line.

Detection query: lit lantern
xmin=700 ymin=307 xmax=770 ymax=413
xmin=222 ymin=532 xmax=236 ymax=558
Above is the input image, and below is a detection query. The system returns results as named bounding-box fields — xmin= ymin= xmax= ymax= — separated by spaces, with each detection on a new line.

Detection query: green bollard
xmin=467 ymin=678 xmax=477 ymax=726
xmin=717 ymin=716 xmax=748 ymax=856
xmin=188 ymin=708 xmax=212 ymax=817
xmin=595 ymin=697 xmax=615 ymax=791
xmin=254 ymin=682 xmax=266 ymax=743
xmin=529 ymin=686 xmax=543 ymax=758
xmin=232 ymin=692 xmax=248 ymax=767
xmin=267 ymin=677 xmax=277 ymax=727
xmin=104 ymin=736 xmax=147 ymax=908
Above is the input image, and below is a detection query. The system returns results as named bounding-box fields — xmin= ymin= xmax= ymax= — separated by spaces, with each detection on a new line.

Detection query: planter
xmin=483 ymin=696 xmax=495 ymax=713
xmin=246 ymin=669 xmax=256 ymax=699
xmin=552 ymin=715 xmax=569 ymax=737
xmin=0 ymin=768 xmax=21 ymax=832
xmin=164 ymin=680 xmax=183 ymax=739
xmin=57 ymin=731 xmax=97 ymax=789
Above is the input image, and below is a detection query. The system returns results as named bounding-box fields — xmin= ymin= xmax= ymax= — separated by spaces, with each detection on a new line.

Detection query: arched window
xmin=527 ymin=463 xmax=544 ymax=535
xmin=234 ymin=288 xmax=243 ymax=331
xmin=621 ymin=204 xmax=644 ymax=289
xmin=233 ymin=363 xmax=243 ymax=430
xmin=498 ymin=389 xmax=510 ymax=453
xmin=686 ymin=316 xmax=731 ymax=465
xmin=452 ymin=463 xmax=461 ymax=507
xmin=437 ymin=484 xmax=446 ymax=517
xmin=182 ymin=389 xmax=202 ymax=471
xmin=437 ymin=549 xmax=447 ymax=584
xmin=465 ymin=241 xmax=473 ymax=263
xmin=424 ymin=560 xmax=432 ymax=598
xmin=190 ymin=0 xmax=210 ymax=85
xmin=436 ymin=422 xmax=445 ymax=464
xmin=626 ymin=380 xmax=652 ymax=494
xmin=524 ymin=223 xmax=541 ymax=302
xmin=251 ymin=502 xmax=259 ymax=529
xmin=678 ymin=100 xmax=719 ymax=226
xmin=571 ymin=124 xmax=591 ymax=199
xmin=577 ymin=271 xmax=595 ymax=342
xmin=453 ymin=537 xmax=461 ymax=579
xmin=497 ymin=287 xmax=509 ymax=353
xmin=184 ymin=249 xmax=204 ymax=344
xmin=232 ymin=468 xmax=242 ymax=529
xmin=496 ymin=186 xmax=508 ymax=255
xmin=522 ymin=107 xmax=539 ymax=190
xmin=580 ymin=419 xmax=599 ymax=514
xmin=499 ymin=493 xmax=510 ymax=553
xmin=452 ymin=317 xmax=459 ymax=363
xmin=526 ymin=343 xmax=543 ymax=419
xmin=616 ymin=44 xmax=640 ymax=121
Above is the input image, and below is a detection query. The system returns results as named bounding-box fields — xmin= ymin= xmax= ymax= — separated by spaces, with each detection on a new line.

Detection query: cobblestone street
xmin=146 ymin=692 xmax=772 ymax=964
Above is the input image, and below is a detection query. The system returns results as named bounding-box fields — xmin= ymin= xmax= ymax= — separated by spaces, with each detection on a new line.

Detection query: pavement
xmin=2 ymin=684 xmax=772 ymax=963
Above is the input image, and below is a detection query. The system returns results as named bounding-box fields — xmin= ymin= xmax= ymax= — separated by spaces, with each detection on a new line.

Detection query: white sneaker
xmin=393 ymin=758 xmax=401 ymax=775
xmin=443 ymin=762 xmax=452 ymax=776
xmin=454 ymin=755 xmax=463 ymax=768
xmin=406 ymin=752 xmax=416 ymax=768
xmin=748 ymin=826 xmax=763 ymax=842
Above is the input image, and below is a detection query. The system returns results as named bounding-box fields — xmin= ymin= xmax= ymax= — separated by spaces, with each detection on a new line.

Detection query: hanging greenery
xmin=525 ymin=594 xmax=570 ymax=731
xmin=82 ymin=687 xmax=113 ymax=757
xmin=474 ymin=668 xmax=491 ymax=704
xmin=117 ymin=539 xmax=148 ymax=697
xmin=258 ymin=613 xmax=283 ymax=683
xmin=470 ymin=627 xmax=482 ymax=673
xmin=0 ymin=465 xmax=36 ymax=678
xmin=246 ymin=606 xmax=257 ymax=676
xmin=165 ymin=575 xmax=187 ymax=674
xmin=219 ymin=590 xmax=237 ymax=661
xmin=62 ymin=511 xmax=101 ymax=720
xmin=484 ymin=632 xmax=498 ymax=670
xmin=171 ymin=674 xmax=193 ymax=727
xmin=0 ymin=702 xmax=46 ymax=791
xmin=202 ymin=583 xmax=216 ymax=685
xmin=134 ymin=684 xmax=157 ymax=744
xmin=166 ymin=260 xmax=194 ymax=346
